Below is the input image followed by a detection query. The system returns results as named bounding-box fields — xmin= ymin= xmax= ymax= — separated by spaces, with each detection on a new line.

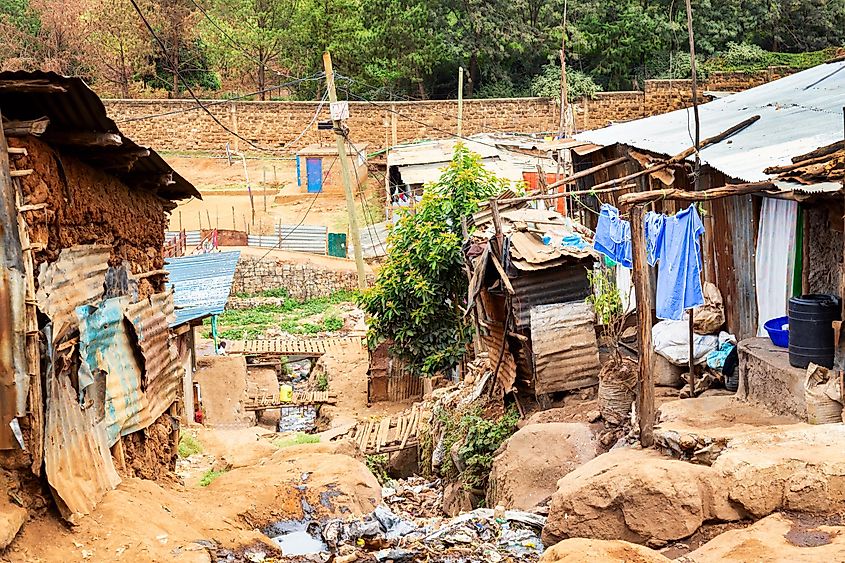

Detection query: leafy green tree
xmin=201 ymin=0 xmax=298 ymax=99
xmin=360 ymin=0 xmax=446 ymax=98
xmin=360 ymin=145 xmax=509 ymax=376
xmin=530 ymin=62 xmax=601 ymax=101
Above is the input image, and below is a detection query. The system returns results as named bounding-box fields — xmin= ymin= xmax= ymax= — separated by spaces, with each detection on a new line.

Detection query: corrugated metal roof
xmin=0 ymin=71 xmax=199 ymax=200
xmin=165 ymin=250 xmax=240 ymax=326
xmin=575 ymin=61 xmax=845 ymax=183
xmin=45 ymin=335 xmax=121 ymax=523
xmin=36 ymin=244 xmax=110 ymax=344
xmin=124 ymin=291 xmax=182 ymax=430
xmin=530 ymin=302 xmax=600 ymax=394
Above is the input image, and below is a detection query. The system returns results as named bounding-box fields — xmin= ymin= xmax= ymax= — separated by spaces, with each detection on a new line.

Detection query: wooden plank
xmin=630 ymin=206 xmax=654 ymax=447
xmin=618 ymin=181 xmax=776 ymax=207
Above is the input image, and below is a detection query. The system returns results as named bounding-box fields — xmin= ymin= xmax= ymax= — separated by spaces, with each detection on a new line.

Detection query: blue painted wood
xmin=306 ymin=157 xmax=322 ymax=193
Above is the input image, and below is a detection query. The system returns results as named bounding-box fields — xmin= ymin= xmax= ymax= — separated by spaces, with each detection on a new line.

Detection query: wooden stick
xmin=10 ymin=169 xmax=31 ymax=177
xmin=630 ymin=205 xmax=655 ymax=447
xmin=590 ymin=115 xmax=761 ymax=192
xmin=490 ymin=199 xmax=504 ymax=254
xmin=492 ymin=182 xmax=637 ymax=206
xmin=618 ymin=181 xmax=775 ymax=207
xmin=488 ymin=253 xmax=515 ymax=294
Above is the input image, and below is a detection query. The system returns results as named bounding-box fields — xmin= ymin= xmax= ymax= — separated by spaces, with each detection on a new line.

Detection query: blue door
xmin=306 ymin=158 xmax=322 ymax=193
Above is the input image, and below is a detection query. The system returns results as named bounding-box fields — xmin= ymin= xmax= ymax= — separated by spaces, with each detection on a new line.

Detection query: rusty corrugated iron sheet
xmin=0 ymin=70 xmax=199 ymax=200
xmin=530 ymin=302 xmax=600 ymax=394
xmin=36 ymin=244 xmax=110 ymax=344
xmin=44 ymin=330 xmax=121 ymax=523
xmin=508 ymin=263 xmax=592 ymax=329
xmin=124 ymin=291 xmax=182 ymax=427
xmin=77 ymin=296 xmax=147 ymax=446
xmin=480 ymin=321 xmax=517 ymax=393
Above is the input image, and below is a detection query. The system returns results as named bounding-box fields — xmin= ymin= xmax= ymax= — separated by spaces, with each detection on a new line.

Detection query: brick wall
xmin=104 ymin=69 xmax=798 ymax=154
xmin=232 ymin=253 xmax=374 ymax=300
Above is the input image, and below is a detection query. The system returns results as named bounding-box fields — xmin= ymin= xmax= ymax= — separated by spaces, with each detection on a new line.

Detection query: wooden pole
xmin=684 ymin=0 xmax=702 ymax=397
xmin=391 ymin=104 xmax=398 ymax=147
xmin=232 ymin=206 xmax=236 ymax=230
xmin=617 ymin=181 xmax=775 ymax=207
xmin=589 ymin=115 xmax=760 ymax=192
xmin=490 ymin=198 xmax=504 ymax=256
xmin=323 ymin=51 xmax=367 ymax=290
xmin=178 ymin=210 xmax=182 ymax=232
xmin=630 ymin=205 xmax=654 ymax=447
xmin=457 ymin=67 xmax=464 ymax=138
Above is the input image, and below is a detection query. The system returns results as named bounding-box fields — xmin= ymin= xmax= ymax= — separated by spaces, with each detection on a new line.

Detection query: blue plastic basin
xmin=764 ymin=316 xmax=789 ymax=348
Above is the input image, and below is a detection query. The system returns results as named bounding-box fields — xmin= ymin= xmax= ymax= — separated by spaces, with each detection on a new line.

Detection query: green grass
xmin=198 ymin=469 xmax=227 ymax=487
xmin=205 ymin=290 xmax=356 ymax=339
xmin=272 ymin=433 xmax=320 ymax=448
xmin=178 ymin=434 xmax=203 ymax=458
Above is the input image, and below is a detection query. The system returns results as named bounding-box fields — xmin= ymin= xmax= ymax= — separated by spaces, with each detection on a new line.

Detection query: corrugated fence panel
xmin=358 ymin=221 xmax=390 ymax=258
xmin=165 ymin=251 xmax=240 ymax=326
xmin=530 ymin=301 xmax=600 ymax=394
xmin=508 ymin=264 xmax=592 ymax=330
xmin=124 ymin=291 xmax=182 ymax=427
xmin=77 ymin=296 xmax=147 ymax=446
xmin=44 ymin=353 xmax=121 ymax=523
xmin=480 ymin=321 xmax=518 ymax=393
xmin=36 ymin=244 xmax=110 ymax=344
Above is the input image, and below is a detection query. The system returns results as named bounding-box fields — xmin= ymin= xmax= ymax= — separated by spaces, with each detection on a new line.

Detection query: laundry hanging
xmin=650 ymin=204 xmax=706 ymax=320
xmin=593 ymin=203 xmax=632 ymax=268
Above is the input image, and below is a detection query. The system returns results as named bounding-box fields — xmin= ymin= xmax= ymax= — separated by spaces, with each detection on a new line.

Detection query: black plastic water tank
xmin=788 ymin=294 xmax=841 ymax=369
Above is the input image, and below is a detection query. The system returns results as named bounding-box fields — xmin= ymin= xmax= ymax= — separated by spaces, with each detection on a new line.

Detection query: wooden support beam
xmin=618 ymin=181 xmax=775 ymax=207
xmin=3 ymin=117 xmax=49 ymax=137
xmin=10 ymin=169 xmax=32 ymax=177
xmin=590 ymin=116 xmax=761 ymax=191
xmin=0 ymin=79 xmax=67 ymax=94
xmin=43 ymin=130 xmax=122 ymax=147
xmin=7 ymin=147 xmax=27 ymax=156
xmin=492 ymin=183 xmax=637 ymax=206
xmin=629 ymin=205 xmax=654 ymax=447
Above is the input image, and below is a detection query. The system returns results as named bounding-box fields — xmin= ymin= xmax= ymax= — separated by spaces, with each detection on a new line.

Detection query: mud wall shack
xmin=0 ymin=71 xmax=200 ymax=523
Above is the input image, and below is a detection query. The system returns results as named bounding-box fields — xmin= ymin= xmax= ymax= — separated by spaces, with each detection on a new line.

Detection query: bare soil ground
xmin=162 ymin=155 xmax=384 ymax=234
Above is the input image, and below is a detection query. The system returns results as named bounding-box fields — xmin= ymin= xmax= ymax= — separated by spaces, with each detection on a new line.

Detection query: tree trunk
xmin=258 ymin=61 xmax=266 ymax=101
xmin=467 ymin=51 xmax=478 ymax=97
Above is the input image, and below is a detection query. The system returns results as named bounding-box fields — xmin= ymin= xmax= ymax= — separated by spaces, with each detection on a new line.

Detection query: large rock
xmin=488 ymin=423 xmax=598 ymax=511
xmin=711 ymin=424 xmax=845 ymax=518
xmin=686 ymin=512 xmax=845 ymax=562
xmin=0 ymin=500 xmax=26 ymax=549
xmin=540 ymin=538 xmax=670 ymax=562
xmin=543 ymin=423 xmax=845 ymax=548
xmin=541 ymin=448 xmax=741 ymax=547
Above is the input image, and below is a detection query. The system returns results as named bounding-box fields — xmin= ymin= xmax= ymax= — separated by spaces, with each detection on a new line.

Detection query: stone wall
xmin=232 ymin=252 xmax=374 ymax=300
xmin=103 ymin=69 xmax=799 ymax=154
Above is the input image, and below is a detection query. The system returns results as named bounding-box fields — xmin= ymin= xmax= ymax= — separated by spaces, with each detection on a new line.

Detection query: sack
xmin=598 ymin=358 xmax=637 ymax=425
xmin=804 ymin=363 xmax=843 ymax=424
xmin=693 ymin=282 xmax=725 ymax=334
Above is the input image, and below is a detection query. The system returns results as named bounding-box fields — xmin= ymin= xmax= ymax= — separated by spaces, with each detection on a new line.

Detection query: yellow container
xmin=279 ymin=384 xmax=293 ymax=403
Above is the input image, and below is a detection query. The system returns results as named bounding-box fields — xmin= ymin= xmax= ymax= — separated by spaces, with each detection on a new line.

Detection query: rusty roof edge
xmin=0 ymin=71 xmax=199 ymax=201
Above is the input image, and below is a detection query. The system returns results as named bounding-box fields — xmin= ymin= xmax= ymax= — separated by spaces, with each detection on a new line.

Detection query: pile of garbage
xmin=258 ymin=494 xmax=546 ymax=562
xmin=382 ymin=477 xmax=443 ymax=520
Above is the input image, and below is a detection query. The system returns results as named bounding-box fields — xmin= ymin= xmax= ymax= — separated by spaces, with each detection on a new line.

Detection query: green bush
xmin=199 ymin=469 xmax=226 ymax=487
xmin=178 ymin=434 xmax=203 ymax=458
xmin=366 ymin=454 xmax=390 ymax=484
xmin=531 ymin=63 xmax=602 ymax=102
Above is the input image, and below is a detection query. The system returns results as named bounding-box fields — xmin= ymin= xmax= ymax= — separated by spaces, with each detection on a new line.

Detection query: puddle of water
xmin=265 ymin=521 xmax=328 ymax=556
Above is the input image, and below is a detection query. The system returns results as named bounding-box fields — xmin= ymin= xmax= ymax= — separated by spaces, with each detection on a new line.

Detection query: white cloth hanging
xmin=755 ymin=198 xmax=798 ymax=336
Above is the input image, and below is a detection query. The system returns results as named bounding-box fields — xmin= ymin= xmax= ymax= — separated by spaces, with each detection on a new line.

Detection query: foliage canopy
xmin=359 ymin=145 xmax=508 ymax=376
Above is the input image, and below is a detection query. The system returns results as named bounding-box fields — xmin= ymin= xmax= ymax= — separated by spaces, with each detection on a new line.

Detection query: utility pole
xmin=323 ymin=51 xmax=367 ymax=290
xmin=457 ymin=66 xmax=464 ymax=138
xmin=685 ymin=0 xmax=702 ymax=398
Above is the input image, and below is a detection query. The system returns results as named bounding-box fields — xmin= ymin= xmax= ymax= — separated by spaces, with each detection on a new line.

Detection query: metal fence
xmin=167 ymin=225 xmax=330 ymax=255
xmin=358 ymin=221 xmax=391 ymax=259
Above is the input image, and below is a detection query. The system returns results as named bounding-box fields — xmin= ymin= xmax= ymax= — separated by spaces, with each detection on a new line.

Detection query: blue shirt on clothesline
xmin=594 ymin=204 xmax=632 ymax=268
xmin=592 ymin=203 xmax=705 ymax=321
xmin=652 ymin=204 xmax=705 ymax=320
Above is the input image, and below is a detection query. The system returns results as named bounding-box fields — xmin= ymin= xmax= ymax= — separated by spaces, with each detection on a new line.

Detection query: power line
xmin=116 ymin=74 xmax=324 ymax=123
xmin=128 ymin=0 xmax=280 ymax=152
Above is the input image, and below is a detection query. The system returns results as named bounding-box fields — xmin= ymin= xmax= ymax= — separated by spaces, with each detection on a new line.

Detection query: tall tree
xmin=82 ymin=0 xmax=153 ymax=97
xmin=201 ymin=0 xmax=299 ymax=99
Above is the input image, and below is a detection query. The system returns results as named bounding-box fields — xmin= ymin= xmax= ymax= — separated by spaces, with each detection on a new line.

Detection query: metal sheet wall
xmin=508 ymin=263 xmax=592 ymax=330
xmin=530 ymin=302 xmax=601 ymax=394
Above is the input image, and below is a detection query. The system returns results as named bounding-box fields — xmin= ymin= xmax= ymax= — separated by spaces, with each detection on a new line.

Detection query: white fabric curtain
xmin=755 ymin=198 xmax=798 ymax=336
